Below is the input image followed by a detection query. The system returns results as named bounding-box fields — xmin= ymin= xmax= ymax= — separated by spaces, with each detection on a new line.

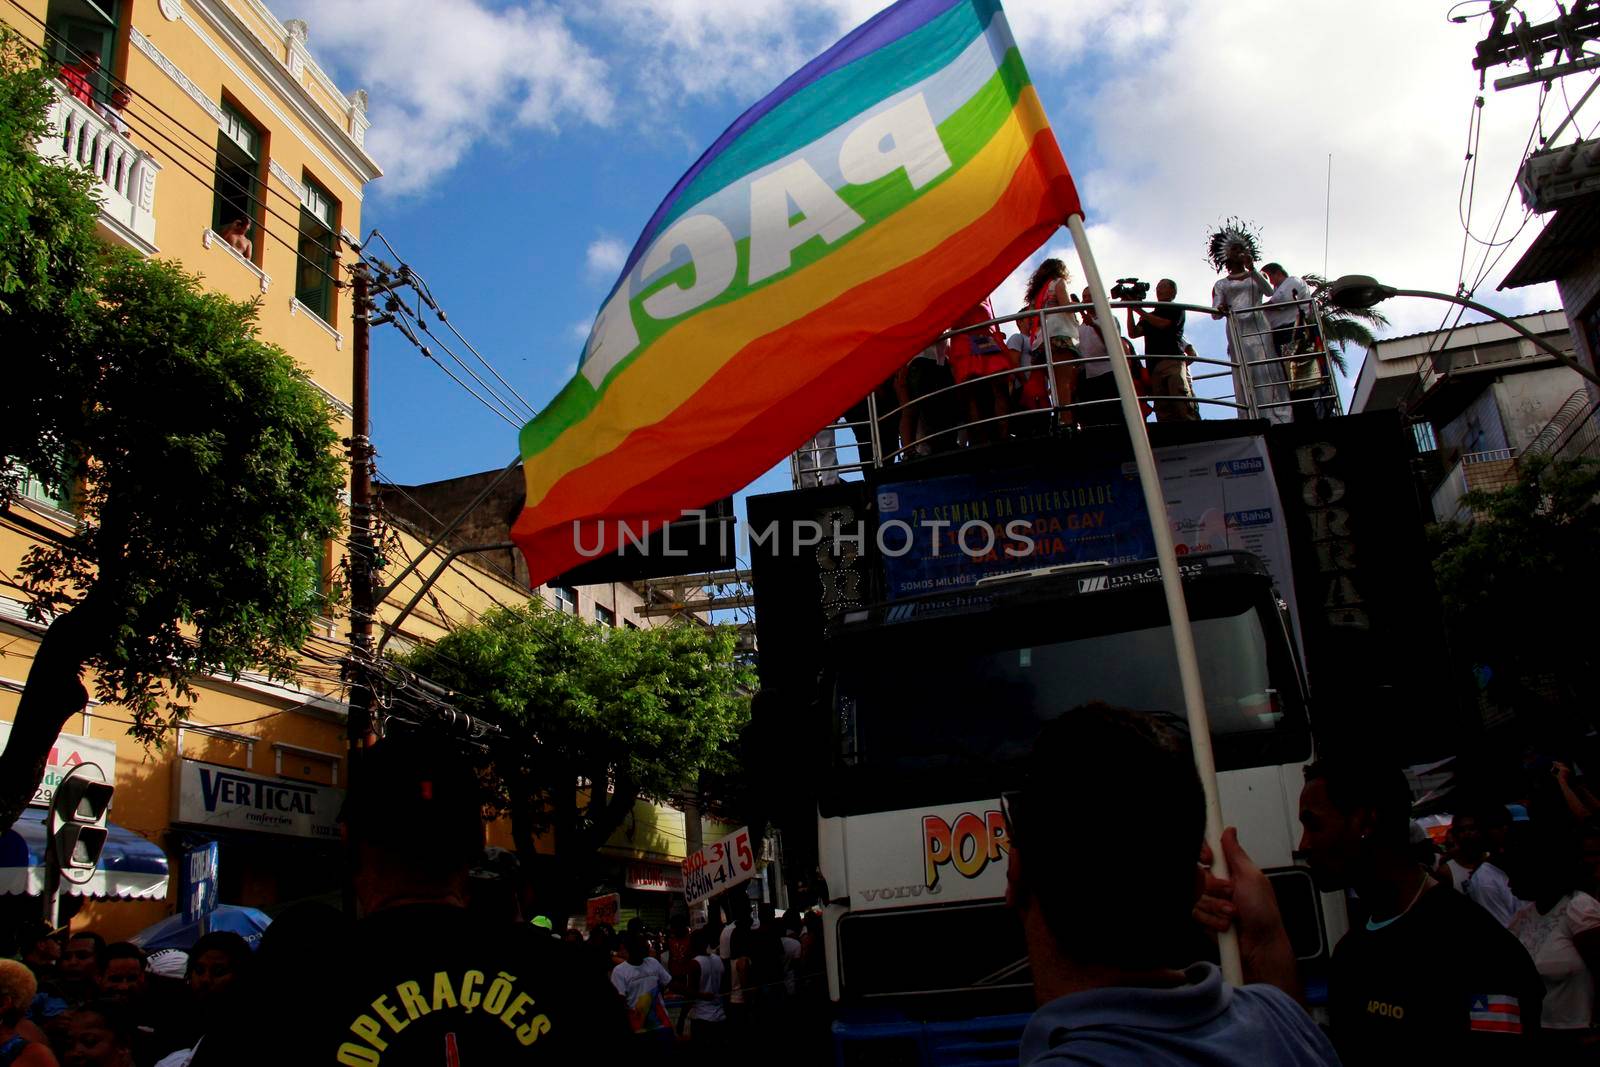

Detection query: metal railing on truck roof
xmin=790 ymin=295 xmax=1343 ymax=489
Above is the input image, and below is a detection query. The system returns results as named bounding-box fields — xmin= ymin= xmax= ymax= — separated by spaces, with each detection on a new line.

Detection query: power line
xmin=10 ymin=5 xmax=348 ymax=289
xmin=354 ymin=237 xmax=538 ymax=424
xmin=9 ymin=0 xmax=335 ymax=223
xmin=375 ymin=301 xmax=524 ymax=428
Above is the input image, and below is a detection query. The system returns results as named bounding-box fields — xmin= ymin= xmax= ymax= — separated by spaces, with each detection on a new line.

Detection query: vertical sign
xmin=681 ymin=825 xmax=757 ymax=906
xmin=181 ymin=842 xmax=219 ymax=925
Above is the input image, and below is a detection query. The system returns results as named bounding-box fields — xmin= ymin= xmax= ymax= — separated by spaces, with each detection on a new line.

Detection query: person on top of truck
xmin=1006 ymin=703 xmax=1338 ymax=1066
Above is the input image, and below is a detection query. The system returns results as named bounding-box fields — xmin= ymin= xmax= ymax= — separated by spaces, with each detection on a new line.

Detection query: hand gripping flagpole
xmin=1067 ymin=213 xmax=1243 ymax=986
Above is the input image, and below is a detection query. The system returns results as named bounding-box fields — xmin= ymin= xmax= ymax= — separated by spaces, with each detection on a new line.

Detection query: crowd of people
xmin=797 ymin=245 xmax=1332 ymax=486
xmin=0 ymin=739 xmax=834 ymax=1065
xmin=569 ymin=899 xmax=827 ymax=1050
xmin=6 ymin=723 xmax=1594 ymax=1065
xmin=1013 ymin=704 xmax=1600 ymax=1064
xmin=0 ymin=924 xmax=252 ymax=1067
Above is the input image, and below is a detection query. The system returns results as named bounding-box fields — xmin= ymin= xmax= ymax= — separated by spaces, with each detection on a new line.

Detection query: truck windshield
xmin=827 ymin=582 xmax=1308 ymax=808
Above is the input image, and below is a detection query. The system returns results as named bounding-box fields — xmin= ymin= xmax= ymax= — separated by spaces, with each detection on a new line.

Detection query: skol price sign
xmin=681 ymin=825 xmax=756 ymax=906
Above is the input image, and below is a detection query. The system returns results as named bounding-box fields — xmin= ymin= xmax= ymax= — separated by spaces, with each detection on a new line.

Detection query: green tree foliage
xmin=404 ymin=603 xmax=754 ymax=910
xmin=1431 ymin=455 xmax=1600 ymax=720
xmin=1304 ymin=272 xmax=1390 ymax=377
xmin=0 ymin=33 xmax=346 ymax=830
xmin=0 ymin=28 xmax=102 ymax=507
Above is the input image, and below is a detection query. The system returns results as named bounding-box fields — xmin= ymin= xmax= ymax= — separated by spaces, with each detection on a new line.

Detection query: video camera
xmin=1110 ymin=277 xmax=1150 ymax=302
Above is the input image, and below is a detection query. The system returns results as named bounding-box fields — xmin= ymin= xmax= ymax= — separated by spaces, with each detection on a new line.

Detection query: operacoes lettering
xmin=336 ymin=969 xmax=551 ymax=1064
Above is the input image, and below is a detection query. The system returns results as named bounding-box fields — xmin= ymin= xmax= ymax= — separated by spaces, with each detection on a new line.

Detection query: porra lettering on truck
xmin=747 ymin=410 xmax=1440 ymax=1064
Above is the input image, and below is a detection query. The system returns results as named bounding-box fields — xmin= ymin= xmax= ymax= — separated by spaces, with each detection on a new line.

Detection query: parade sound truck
xmin=746 ymin=411 xmax=1445 ymax=1063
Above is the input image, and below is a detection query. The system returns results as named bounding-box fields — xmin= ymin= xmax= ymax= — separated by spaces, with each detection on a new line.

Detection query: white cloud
xmin=287 ymin=0 xmax=1564 ymax=354
xmin=577 ymin=0 xmax=869 ymax=107
xmin=1039 ymin=2 xmax=1561 ymax=339
xmin=584 ymin=237 xmax=628 ymax=279
xmin=570 ymin=318 xmax=594 ymax=341
xmin=275 ymin=0 xmax=613 ymax=194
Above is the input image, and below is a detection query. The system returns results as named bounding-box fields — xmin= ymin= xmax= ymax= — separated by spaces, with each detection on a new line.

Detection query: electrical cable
xmin=374 ymin=302 xmax=523 ymax=428
xmin=9 ymin=0 xmax=357 ymax=235
xmin=9 ymin=7 xmax=348 ymax=289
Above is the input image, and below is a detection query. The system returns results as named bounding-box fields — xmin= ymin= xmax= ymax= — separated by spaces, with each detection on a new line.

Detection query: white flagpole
xmin=1067 ymin=213 xmax=1243 ymax=986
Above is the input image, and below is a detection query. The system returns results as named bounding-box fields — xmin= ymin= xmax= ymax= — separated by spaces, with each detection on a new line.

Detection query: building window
xmin=214 ymin=100 xmax=264 ymax=262
xmin=624 ymin=619 xmax=640 ymax=630
xmin=8 ymin=457 xmax=76 ymax=514
xmin=550 ymin=584 xmax=578 ymax=614
xmin=303 ymin=538 xmax=337 ymax=617
xmin=1411 ymin=421 xmax=1438 ymax=453
xmin=296 ymin=174 xmax=338 ymax=322
xmin=595 ymin=604 xmax=615 ymax=627
xmin=47 ymin=0 xmax=120 ymax=105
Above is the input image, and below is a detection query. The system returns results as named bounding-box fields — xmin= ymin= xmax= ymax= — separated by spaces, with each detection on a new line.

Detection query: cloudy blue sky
xmin=278 ymin=0 xmax=1572 ymax=495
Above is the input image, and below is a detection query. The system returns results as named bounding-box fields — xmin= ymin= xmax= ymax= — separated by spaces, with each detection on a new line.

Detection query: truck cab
xmin=811 ymin=552 xmax=1341 ymax=1059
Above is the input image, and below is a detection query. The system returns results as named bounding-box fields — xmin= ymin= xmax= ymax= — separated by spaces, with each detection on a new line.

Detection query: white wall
xmin=1492 ymin=366 xmax=1588 ymax=451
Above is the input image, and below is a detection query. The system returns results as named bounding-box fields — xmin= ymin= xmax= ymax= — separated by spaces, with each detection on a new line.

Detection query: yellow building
xmin=0 ymin=0 xmax=388 ymax=941
xmin=1 ymin=0 xmax=724 ymax=944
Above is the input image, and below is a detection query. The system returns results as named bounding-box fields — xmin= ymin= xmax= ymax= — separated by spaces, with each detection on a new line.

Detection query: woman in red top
xmin=946 ymin=299 xmax=1014 ymax=443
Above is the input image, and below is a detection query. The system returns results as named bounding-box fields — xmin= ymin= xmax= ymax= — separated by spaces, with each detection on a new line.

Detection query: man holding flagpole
xmin=1005 ymin=704 xmax=1339 ymax=1065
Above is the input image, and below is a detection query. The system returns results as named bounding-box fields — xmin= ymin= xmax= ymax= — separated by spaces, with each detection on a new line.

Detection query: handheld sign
xmin=681 ymin=826 xmax=757 ymax=906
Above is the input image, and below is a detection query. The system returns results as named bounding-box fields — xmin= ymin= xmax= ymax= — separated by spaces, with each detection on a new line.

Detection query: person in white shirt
xmin=1261 ymin=264 xmax=1309 ymax=354
xmin=1209 ymin=236 xmax=1287 ymax=424
xmin=610 ymin=932 xmax=673 ymax=1038
xmin=685 ymin=927 xmax=728 ymax=1047
xmin=1508 ymin=822 xmax=1600 ymax=1058
xmin=780 ymin=913 xmax=804 ymax=995
xmin=1451 ymin=808 xmax=1526 ymax=926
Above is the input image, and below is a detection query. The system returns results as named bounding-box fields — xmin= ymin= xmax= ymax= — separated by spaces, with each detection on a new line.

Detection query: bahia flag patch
xmin=1467 ymin=993 xmax=1521 ymax=1034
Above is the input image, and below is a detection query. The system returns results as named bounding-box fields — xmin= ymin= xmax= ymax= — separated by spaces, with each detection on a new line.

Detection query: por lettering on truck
xmin=923 ymin=809 xmax=1008 ymax=888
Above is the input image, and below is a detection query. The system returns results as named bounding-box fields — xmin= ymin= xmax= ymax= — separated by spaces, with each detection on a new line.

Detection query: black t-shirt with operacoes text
xmin=1329 ymin=882 xmax=1544 ymax=1062
xmin=321 ymin=905 xmax=628 ymax=1065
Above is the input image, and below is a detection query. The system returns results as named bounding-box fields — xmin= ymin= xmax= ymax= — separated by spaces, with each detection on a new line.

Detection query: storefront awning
xmin=0 ymin=809 xmax=169 ymax=899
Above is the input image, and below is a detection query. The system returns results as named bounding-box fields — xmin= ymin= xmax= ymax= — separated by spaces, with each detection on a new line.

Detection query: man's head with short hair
xmin=1297 ymin=754 xmax=1411 ymax=890
xmin=99 ymin=943 xmax=146 ymax=1001
xmin=1262 ymin=263 xmax=1285 ymax=284
xmin=341 ymin=734 xmax=485 ymax=912
xmin=1007 ymin=703 xmax=1204 ymax=974
xmin=1156 ymin=279 xmax=1177 ymax=301
xmin=62 ymin=930 xmax=107 ymax=980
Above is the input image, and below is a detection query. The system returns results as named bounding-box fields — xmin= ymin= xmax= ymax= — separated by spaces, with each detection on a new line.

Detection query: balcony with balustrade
xmin=35 ymin=84 xmax=160 ymax=255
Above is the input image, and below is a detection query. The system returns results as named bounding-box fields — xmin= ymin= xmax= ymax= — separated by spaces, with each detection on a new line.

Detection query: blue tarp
xmin=130 ymin=903 xmax=271 ymax=950
xmin=0 ymin=808 xmax=169 ymax=899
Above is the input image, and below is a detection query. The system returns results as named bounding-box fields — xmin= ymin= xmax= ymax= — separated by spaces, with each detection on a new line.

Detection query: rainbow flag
xmin=513 ymin=0 xmax=1081 ymax=583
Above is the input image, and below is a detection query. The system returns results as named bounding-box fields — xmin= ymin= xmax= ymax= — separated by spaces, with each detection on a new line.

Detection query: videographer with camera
xmin=1124 ymin=278 xmax=1196 ymax=423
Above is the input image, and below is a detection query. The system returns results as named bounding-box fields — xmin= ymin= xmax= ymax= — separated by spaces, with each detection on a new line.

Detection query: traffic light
xmin=49 ymin=763 xmax=113 ymax=873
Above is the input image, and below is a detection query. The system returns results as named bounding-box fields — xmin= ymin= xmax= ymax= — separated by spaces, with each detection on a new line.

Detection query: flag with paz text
xmin=512 ymin=0 xmax=1081 ymax=584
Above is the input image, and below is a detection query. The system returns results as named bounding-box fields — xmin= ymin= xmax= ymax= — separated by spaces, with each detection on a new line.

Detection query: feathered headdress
xmin=1206 ymin=217 xmax=1262 ymax=272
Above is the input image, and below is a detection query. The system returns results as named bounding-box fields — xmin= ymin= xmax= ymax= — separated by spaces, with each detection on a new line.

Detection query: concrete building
xmin=1348 ymin=310 xmax=1588 ymax=521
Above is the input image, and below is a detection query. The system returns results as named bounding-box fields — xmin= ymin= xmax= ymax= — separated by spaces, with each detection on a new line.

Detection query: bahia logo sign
xmin=1216 ymin=457 xmax=1265 ymax=477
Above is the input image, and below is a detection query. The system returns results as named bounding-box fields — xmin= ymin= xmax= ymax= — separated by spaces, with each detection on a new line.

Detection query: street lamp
xmin=1325 ymin=274 xmax=1600 ymax=390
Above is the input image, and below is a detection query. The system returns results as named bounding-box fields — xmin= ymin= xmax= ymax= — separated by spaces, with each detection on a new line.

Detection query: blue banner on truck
xmin=874 ymin=437 xmax=1298 ymax=620
xmin=875 ymin=461 xmax=1154 ymax=599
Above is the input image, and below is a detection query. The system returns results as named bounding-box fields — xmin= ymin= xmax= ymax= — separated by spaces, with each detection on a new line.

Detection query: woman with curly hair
xmin=0 ymin=960 xmax=55 ymax=1066
xmin=1022 ymin=258 xmax=1081 ymax=424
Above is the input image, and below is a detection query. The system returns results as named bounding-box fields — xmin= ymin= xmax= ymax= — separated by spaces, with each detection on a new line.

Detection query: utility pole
xmin=346 ymin=261 xmax=377 ymax=755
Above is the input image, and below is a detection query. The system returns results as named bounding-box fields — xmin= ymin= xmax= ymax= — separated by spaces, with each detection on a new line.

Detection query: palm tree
xmin=1303 ymin=272 xmax=1389 ymax=377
